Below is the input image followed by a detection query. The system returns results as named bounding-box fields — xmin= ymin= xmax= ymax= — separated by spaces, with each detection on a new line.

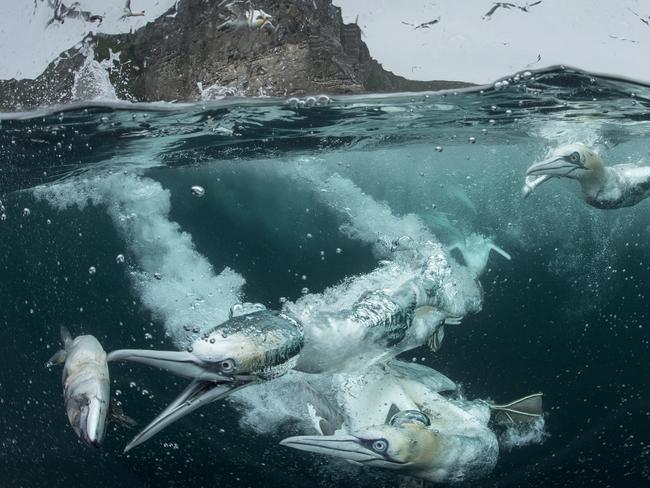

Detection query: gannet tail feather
xmin=490 ymin=393 xmax=543 ymax=424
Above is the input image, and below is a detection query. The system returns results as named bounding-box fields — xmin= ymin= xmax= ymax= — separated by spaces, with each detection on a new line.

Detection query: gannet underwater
xmin=1 ymin=67 xmax=649 ymax=488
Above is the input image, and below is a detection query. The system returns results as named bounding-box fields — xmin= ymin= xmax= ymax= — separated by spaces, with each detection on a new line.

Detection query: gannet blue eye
xmin=372 ymin=439 xmax=388 ymax=453
xmin=569 ymin=152 xmax=580 ymax=163
xmin=219 ymin=359 xmax=236 ymax=373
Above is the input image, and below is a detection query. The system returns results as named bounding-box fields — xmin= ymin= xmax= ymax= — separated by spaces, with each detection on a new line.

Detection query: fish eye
xmin=219 ymin=359 xmax=236 ymax=373
xmin=371 ymin=439 xmax=388 ymax=453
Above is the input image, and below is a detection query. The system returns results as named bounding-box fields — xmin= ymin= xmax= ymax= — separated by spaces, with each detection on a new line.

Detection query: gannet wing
xmin=385 ymin=360 xmax=456 ymax=393
xmin=490 ymin=393 xmax=543 ymax=424
xmin=489 ymin=244 xmax=512 ymax=261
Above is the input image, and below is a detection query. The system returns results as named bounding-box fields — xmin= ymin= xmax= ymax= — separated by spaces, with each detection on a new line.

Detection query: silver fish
xmin=47 ymin=327 xmax=110 ymax=448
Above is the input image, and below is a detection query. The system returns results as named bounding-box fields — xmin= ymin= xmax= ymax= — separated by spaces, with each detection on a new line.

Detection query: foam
xmin=33 ymin=173 xmax=244 ymax=347
xmin=498 ymin=416 xmax=548 ymax=451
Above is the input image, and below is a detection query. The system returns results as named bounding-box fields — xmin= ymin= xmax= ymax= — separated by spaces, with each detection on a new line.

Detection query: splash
xmin=71 ymin=45 xmax=118 ymax=102
xmin=33 ymin=173 xmax=244 ymax=347
xmin=498 ymin=416 xmax=548 ymax=451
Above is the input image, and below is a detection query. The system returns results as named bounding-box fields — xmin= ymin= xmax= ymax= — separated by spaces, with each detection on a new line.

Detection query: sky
xmin=1 ymin=0 xmax=649 ymax=84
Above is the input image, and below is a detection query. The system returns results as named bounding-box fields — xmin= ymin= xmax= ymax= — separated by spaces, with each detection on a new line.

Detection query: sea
xmin=0 ymin=67 xmax=649 ymax=488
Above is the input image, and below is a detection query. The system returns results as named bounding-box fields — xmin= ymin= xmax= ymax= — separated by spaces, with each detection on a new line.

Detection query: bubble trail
xmin=34 ymin=173 xmax=245 ymax=348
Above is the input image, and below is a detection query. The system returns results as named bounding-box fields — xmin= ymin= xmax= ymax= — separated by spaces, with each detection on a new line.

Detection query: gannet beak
xmin=108 ymin=349 xmax=259 ymax=452
xmin=280 ymin=435 xmax=385 ymax=463
xmin=123 ymin=377 xmax=256 ymax=452
xmin=107 ymin=349 xmax=226 ymax=382
xmin=526 ymin=156 xmax=581 ymax=178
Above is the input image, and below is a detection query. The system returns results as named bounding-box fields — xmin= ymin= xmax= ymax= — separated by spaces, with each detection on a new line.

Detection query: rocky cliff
xmin=0 ymin=0 xmax=473 ymax=111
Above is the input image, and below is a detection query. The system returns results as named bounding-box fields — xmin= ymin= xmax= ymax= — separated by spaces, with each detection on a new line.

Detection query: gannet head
xmin=108 ymin=307 xmax=304 ymax=451
xmin=281 ymin=411 xmax=445 ymax=478
xmin=526 ymin=144 xmax=604 ymax=181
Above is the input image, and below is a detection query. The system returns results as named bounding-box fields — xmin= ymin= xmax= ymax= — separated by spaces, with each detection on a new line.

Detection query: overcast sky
xmin=1 ymin=0 xmax=649 ymax=84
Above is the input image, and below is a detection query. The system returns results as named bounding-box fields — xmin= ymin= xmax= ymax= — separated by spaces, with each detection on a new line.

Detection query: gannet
xmin=280 ymin=362 xmax=543 ymax=483
xmin=108 ymin=305 xmax=304 ymax=452
xmin=46 ymin=327 xmax=110 ymax=448
xmin=483 ymin=1 xmax=542 ymax=20
xmin=119 ymin=0 xmax=145 ymax=20
xmin=46 ymin=1 xmax=103 ymax=25
xmin=524 ymin=143 xmax=650 ymax=209
xmin=447 ymin=233 xmax=511 ymax=278
xmin=216 ymin=2 xmax=274 ymax=31
xmin=107 ymin=240 xmax=483 ymax=450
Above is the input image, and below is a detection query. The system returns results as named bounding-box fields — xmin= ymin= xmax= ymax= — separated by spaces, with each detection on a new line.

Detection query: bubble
xmin=306 ymin=233 xmax=313 ymax=239
xmin=301 ymin=287 xmax=309 ymax=294
xmin=46 ymin=219 xmax=52 ymax=225
xmin=435 ymin=146 xmax=443 ymax=152
xmin=279 ymin=296 xmax=287 ymax=303
xmin=335 ymin=247 xmax=342 ymax=254
xmin=317 ymin=94 xmax=331 ymax=105
xmin=469 ymin=137 xmax=476 ymax=144
xmin=144 ymin=333 xmax=153 ymax=339
xmin=489 ymin=119 xmax=496 ymax=124
xmin=153 ymin=272 xmax=162 ymax=280
xmin=88 ymin=266 xmax=97 ymax=275
xmin=116 ymin=254 xmax=125 ymax=264
xmin=301 ymin=275 xmax=307 ymax=281
xmin=0 ymin=214 xmax=6 ymax=222
xmin=22 ymin=208 xmax=30 ymax=217
xmin=129 ymin=381 xmax=136 ymax=388
xmin=191 ymin=185 xmax=205 ymax=197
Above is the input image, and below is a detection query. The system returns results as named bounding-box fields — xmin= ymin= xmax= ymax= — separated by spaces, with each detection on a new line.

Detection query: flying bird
xmin=119 ymin=0 xmax=145 ymax=20
xmin=483 ymin=1 xmax=542 ymax=20
xmin=401 ymin=17 xmax=440 ymax=30
xmin=46 ymin=0 xmax=103 ymax=25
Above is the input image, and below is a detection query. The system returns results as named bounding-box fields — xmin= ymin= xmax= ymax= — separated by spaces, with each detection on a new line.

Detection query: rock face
xmin=0 ymin=0 xmax=473 ymax=111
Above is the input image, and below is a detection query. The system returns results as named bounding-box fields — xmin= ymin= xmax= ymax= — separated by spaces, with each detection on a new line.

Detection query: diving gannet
xmin=447 ymin=233 xmax=511 ymax=278
xmin=281 ymin=362 xmax=543 ymax=483
xmin=107 ymin=240 xmax=483 ymax=451
xmin=524 ymin=143 xmax=650 ymax=209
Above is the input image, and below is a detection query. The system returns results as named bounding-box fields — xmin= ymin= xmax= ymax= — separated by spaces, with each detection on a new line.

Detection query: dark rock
xmin=0 ymin=0 xmax=473 ymax=111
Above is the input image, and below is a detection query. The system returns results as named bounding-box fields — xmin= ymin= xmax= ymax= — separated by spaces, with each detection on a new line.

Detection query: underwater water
xmin=1 ymin=67 xmax=649 ymax=487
